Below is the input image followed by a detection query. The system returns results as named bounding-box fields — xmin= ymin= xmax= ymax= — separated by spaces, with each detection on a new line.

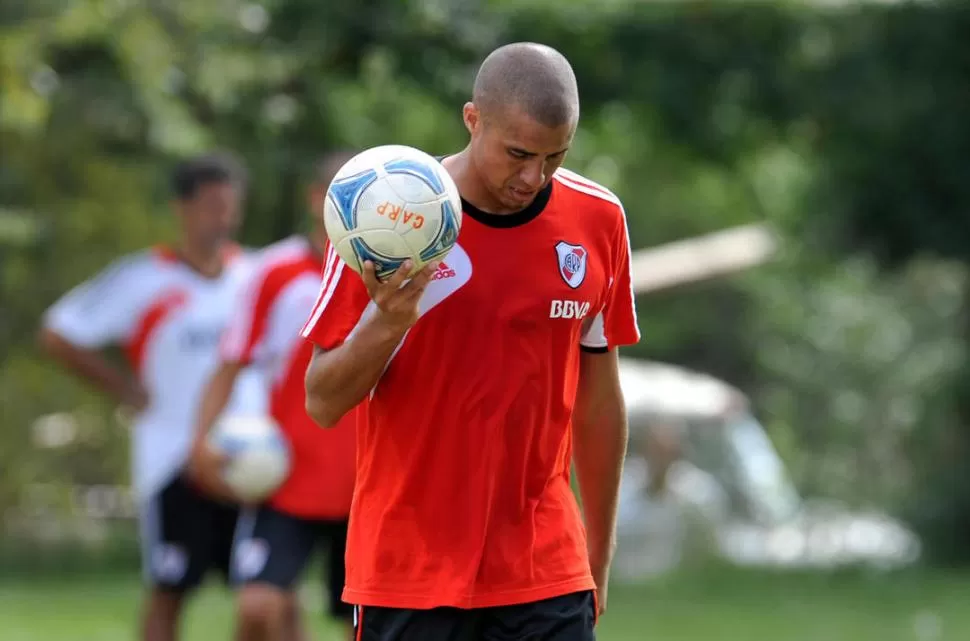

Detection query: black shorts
xmin=231 ymin=504 xmax=352 ymax=621
xmin=138 ymin=474 xmax=238 ymax=592
xmin=354 ymin=590 xmax=596 ymax=641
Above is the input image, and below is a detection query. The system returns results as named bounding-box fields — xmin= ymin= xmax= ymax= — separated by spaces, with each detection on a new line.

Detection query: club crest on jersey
xmin=555 ymin=241 xmax=588 ymax=289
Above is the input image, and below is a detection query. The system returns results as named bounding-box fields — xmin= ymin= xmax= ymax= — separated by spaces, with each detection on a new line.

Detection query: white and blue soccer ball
xmin=208 ymin=414 xmax=290 ymax=502
xmin=322 ymin=145 xmax=463 ymax=280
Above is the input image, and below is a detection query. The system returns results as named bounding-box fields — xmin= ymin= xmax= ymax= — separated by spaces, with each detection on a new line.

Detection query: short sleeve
xmin=301 ymin=243 xmax=372 ymax=351
xmin=581 ymin=206 xmax=641 ymax=351
xmin=42 ymin=255 xmax=144 ymax=348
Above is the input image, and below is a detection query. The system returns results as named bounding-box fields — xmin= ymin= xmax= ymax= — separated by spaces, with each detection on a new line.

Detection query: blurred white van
xmin=613 ymin=358 xmax=920 ymax=581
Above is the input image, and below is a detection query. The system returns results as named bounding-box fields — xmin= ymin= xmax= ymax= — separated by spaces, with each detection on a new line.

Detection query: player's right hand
xmin=187 ymin=440 xmax=241 ymax=506
xmin=362 ymin=260 xmax=437 ymax=332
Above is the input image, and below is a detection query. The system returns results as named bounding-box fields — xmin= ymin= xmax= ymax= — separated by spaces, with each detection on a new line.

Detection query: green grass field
xmin=2 ymin=568 xmax=969 ymax=641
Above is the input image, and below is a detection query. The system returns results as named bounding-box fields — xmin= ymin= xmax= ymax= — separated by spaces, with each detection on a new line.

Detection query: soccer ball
xmin=208 ymin=414 xmax=290 ymax=502
xmin=322 ymin=145 xmax=463 ymax=280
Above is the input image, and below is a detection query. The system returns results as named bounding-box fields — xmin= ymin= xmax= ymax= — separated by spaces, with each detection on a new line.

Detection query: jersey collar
xmin=461 ymin=181 xmax=552 ymax=229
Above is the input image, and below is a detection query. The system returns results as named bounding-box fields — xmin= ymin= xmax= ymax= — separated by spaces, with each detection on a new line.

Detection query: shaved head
xmin=456 ymin=43 xmax=580 ymax=214
xmin=472 ymin=42 xmax=579 ymax=128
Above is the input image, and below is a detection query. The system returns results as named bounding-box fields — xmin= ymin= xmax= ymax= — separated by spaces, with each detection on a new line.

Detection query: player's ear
xmin=462 ymin=102 xmax=480 ymax=136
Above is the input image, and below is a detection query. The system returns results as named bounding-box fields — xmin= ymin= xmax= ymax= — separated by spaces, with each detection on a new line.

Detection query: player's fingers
xmin=402 ymin=262 xmax=437 ymax=294
xmin=211 ymin=448 xmax=231 ymax=466
xmin=195 ymin=446 xmax=229 ymax=482
xmin=361 ymin=261 xmax=380 ymax=292
xmin=382 ymin=260 xmax=413 ymax=290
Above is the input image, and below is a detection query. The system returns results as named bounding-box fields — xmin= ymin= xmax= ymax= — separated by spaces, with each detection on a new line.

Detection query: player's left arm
xmin=187 ymin=359 xmax=246 ymax=502
xmin=572 ymin=347 xmax=628 ymax=616
xmin=188 ymin=262 xmax=276 ymax=502
xmin=573 ymin=202 xmax=641 ymax=616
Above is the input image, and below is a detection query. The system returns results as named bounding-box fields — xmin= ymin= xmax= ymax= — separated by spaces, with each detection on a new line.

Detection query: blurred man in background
xmin=38 ymin=152 xmax=266 ymax=641
xmin=189 ymin=152 xmax=359 ymax=641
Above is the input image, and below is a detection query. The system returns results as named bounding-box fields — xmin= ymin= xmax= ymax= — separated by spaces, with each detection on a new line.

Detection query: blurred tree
xmin=793 ymin=2 xmax=970 ymax=562
xmin=2 ymin=0 xmax=969 ymax=566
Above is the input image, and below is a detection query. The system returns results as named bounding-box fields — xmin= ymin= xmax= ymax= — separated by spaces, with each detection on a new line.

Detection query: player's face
xmin=465 ymin=102 xmax=575 ymax=212
xmin=179 ymin=181 xmax=243 ymax=249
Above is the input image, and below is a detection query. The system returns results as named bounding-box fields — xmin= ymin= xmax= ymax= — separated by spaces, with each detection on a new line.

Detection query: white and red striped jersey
xmin=43 ymin=245 xmax=267 ymax=500
xmin=220 ymin=235 xmax=356 ymax=519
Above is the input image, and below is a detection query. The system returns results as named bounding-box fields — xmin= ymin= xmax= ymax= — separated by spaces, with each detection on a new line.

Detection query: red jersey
xmin=222 ymin=235 xmax=356 ymax=520
xmin=301 ymin=168 xmax=640 ymax=609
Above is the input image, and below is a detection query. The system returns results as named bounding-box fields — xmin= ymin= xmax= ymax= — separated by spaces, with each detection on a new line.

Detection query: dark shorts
xmin=138 ymin=474 xmax=238 ymax=592
xmin=231 ymin=504 xmax=352 ymax=621
xmin=354 ymin=590 xmax=597 ymax=641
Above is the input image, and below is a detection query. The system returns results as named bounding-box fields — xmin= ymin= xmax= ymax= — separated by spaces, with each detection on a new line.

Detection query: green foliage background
xmin=3 ymin=0 xmax=970 ymax=562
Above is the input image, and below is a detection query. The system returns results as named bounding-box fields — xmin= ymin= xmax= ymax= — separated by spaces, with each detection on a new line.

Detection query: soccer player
xmin=188 ymin=152 xmax=359 ymax=641
xmin=301 ymin=42 xmax=640 ymax=641
xmin=38 ymin=153 xmax=265 ymax=641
